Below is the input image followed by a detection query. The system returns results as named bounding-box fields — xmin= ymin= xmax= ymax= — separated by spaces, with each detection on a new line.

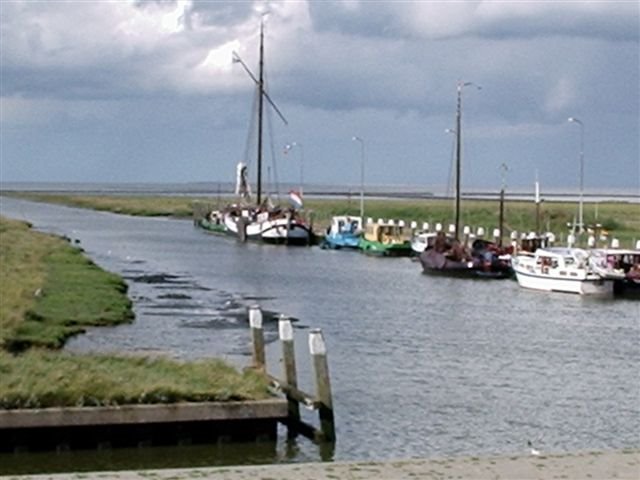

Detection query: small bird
xmin=528 ymin=440 xmax=541 ymax=456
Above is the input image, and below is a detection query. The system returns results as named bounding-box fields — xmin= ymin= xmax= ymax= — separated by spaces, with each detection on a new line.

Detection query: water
xmin=1 ymin=197 xmax=639 ymax=473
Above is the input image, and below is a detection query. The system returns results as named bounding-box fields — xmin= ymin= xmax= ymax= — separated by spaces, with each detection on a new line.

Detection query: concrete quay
xmin=3 ymin=449 xmax=638 ymax=480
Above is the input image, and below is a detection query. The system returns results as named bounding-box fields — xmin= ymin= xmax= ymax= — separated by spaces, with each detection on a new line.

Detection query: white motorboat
xmin=512 ymin=247 xmax=613 ymax=295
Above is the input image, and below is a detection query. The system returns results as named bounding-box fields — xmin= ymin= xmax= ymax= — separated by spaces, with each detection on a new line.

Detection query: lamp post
xmin=567 ymin=117 xmax=584 ymax=234
xmin=284 ymin=142 xmax=304 ymax=195
xmin=352 ymin=136 xmax=365 ymax=221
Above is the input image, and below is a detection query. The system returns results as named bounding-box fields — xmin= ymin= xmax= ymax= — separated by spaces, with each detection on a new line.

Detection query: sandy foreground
xmin=2 ymin=449 xmax=639 ymax=480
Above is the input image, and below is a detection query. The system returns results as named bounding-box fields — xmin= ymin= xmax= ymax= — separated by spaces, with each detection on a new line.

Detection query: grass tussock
xmin=0 ymin=350 xmax=271 ymax=409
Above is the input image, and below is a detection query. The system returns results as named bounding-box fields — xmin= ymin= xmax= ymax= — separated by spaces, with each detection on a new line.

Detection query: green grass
xmin=6 ymin=191 xmax=639 ymax=246
xmin=0 ymin=216 xmax=133 ymax=350
xmin=0 ymin=216 xmax=272 ymax=408
xmin=0 ymin=350 xmax=270 ymax=409
xmin=4 ymin=193 xmax=195 ymax=218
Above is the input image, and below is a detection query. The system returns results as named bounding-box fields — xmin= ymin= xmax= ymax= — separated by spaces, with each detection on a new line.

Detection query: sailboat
xmin=418 ymin=81 xmax=511 ymax=278
xmin=219 ymin=19 xmax=313 ymax=246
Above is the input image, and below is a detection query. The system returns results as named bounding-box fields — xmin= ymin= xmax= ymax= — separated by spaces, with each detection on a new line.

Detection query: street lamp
xmin=284 ymin=142 xmax=304 ymax=196
xmin=352 ymin=136 xmax=365 ymax=222
xmin=568 ymin=117 xmax=584 ymax=234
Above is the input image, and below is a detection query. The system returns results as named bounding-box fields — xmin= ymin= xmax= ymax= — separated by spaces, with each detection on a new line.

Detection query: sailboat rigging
xmin=217 ymin=18 xmax=312 ymax=245
xmin=418 ymin=81 xmax=512 ymax=278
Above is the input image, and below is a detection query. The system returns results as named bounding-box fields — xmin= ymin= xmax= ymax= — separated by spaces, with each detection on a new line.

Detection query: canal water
xmin=1 ymin=197 xmax=639 ymax=474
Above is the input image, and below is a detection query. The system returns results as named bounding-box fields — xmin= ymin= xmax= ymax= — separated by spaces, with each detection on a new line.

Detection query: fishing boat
xmin=512 ymin=247 xmax=613 ymax=295
xmin=218 ymin=20 xmax=313 ymax=246
xmin=419 ymin=81 xmax=511 ymax=278
xmin=359 ymin=220 xmax=412 ymax=257
xmin=420 ymin=234 xmax=512 ymax=278
xmin=321 ymin=216 xmax=362 ymax=250
xmin=411 ymin=231 xmax=439 ymax=255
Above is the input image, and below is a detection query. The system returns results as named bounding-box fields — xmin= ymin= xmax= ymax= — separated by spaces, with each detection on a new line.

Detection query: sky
xmin=1 ymin=0 xmax=639 ymax=193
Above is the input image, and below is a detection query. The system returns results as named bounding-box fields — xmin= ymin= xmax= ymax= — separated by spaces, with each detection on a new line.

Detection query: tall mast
xmin=454 ymin=81 xmax=480 ymax=240
xmin=454 ymin=82 xmax=462 ymax=240
xmin=256 ymin=19 xmax=265 ymax=205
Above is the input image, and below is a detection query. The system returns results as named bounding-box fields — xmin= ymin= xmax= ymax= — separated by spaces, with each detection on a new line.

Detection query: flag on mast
xmin=289 ymin=190 xmax=303 ymax=209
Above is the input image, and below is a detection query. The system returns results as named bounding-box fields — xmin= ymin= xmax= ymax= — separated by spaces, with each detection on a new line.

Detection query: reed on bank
xmin=0 ymin=216 xmax=272 ymax=408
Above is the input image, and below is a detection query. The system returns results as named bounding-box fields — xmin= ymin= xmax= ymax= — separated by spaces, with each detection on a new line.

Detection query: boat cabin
xmin=534 ymin=248 xmax=588 ymax=274
xmin=364 ymin=222 xmax=411 ymax=245
xmin=328 ymin=216 xmax=362 ymax=235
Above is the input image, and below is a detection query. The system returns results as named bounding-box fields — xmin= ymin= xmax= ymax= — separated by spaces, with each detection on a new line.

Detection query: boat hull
xmin=223 ymin=213 xmax=313 ymax=246
xmin=321 ymin=233 xmax=361 ymax=250
xmin=513 ymin=267 xmax=612 ymax=295
xmin=359 ymin=239 xmax=413 ymax=257
xmin=197 ymin=218 xmax=227 ymax=235
xmin=419 ymin=249 xmax=512 ymax=279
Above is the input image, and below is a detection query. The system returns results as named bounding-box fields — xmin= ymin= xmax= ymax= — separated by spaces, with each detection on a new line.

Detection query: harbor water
xmin=1 ymin=196 xmax=638 ymax=474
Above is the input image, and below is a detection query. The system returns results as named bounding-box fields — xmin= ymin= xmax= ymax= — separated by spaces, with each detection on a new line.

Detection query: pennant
xmin=289 ymin=190 xmax=303 ymax=209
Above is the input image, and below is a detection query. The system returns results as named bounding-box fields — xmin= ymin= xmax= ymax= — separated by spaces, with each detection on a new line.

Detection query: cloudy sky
xmin=1 ymin=0 xmax=638 ymax=193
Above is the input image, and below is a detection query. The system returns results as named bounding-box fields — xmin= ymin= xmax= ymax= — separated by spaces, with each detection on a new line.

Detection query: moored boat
xmin=321 ymin=215 xmax=362 ymax=249
xmin=359 ymin=220 xmax=412 ymax=256
xmin=197 ymin=209 xmax=227 ymax=235
xmin=418 ymin=81 xmax=512 ymax=278
xmin=214 ymin=20 xmax=312 ymax=246
xmin=419 ymin=234 xmax=512 ymax=278
xmin=589 ymin=247 xmax=640 ymax=296
xmin=512 ymin=247 xmax=613 ymax=295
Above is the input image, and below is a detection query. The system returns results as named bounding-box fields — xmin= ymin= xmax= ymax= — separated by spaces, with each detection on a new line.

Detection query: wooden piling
xmin=249 ymin=305 xmax=265 ymax=371
xmin=309 ymin=328 xmax=335 ymax=442
xmin=278 ymin=315 xmax=300 ymax=437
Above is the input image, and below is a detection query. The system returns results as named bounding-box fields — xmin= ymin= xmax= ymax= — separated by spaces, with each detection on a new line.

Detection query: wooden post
xmin=249 ymin=305 xmax=265 ymax=371
xmin=278 ymin=315 xmax=300 ymax=437
xmin=309 ymin=328 xmax=335 ymax=442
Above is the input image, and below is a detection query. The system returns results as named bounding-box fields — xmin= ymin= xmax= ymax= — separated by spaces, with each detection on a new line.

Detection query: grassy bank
xmin=0 ymin=350 xmax=269 ymax=409
xmin=0 ymin=216 xmax=271 ymax=408
xmin=0 ymin=216 xmax=133 ymax=350
xmin=7 ymin=191 xmax=637 ymax=246
xmin=4 ymin=193 xmax=194 ymax=218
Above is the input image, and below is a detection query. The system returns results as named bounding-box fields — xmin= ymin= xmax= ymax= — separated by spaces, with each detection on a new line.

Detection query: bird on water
xmin=528 ymin=440 xmax=541 ymax=456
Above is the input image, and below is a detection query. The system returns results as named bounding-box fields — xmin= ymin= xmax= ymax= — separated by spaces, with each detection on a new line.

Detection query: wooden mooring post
xmin=249 ymin=305 xmax=265 ymax=371
xmin=249 ymin=306 xmax=335 ymax=444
